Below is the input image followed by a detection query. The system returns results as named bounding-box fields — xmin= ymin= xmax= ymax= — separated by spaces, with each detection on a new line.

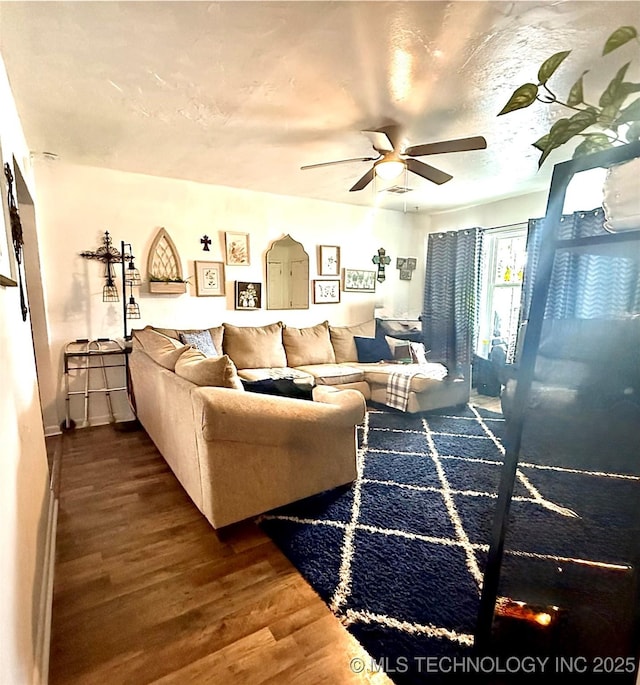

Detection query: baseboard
xmin=46 ymin=412 xmax=136 ymax=436
xmin=33 ymin=492 xmax=58 ymax=685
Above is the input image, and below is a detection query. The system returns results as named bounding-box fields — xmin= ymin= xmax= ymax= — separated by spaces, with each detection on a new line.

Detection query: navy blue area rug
xmin=259 ymin=404 xmax=640 ymax=684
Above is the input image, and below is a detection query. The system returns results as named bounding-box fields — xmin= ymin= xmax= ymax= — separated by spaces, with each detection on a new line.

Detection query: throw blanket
xmin=386 ymin=363 xmax=448 ymax=411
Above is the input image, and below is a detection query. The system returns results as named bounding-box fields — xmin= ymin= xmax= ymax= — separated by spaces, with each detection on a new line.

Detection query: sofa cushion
xmin=295 ymin=363 xmax=365 ymax=386
xmin=354 ymin=335 xmax=392 ymax=363
xmin=237 ymin=367 xmax=314 ymax=383
xmin=358 ymin=362 xmax=448 ymax=392
xmin=175 ymin=347 xmax=244 ymax=390
xmin=329 ymin=320 xmax=376 ymax=363
xmin=133 ymin=326 xmax=189 ymax=370
xmin=179 ymin=329 xmax=218 ymax=357
xmin=222 ymin=322 xmax=286 ymax=369
xmin=154 ymin=326 xmax=224 ymax=354
xmin=283 ymin=321 xmax=336 ymax=367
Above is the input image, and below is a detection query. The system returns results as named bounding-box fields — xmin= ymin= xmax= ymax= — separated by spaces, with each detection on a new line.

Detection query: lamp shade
xmin=126 ymin=296 xmax=141 ymax=319
xmin=103 ymin=283 xmax=119 ymax=302
xmin=375 ymin=159 xmax=405 ymax=181
xmin=125 ymin=262 xmax=141 ymax=285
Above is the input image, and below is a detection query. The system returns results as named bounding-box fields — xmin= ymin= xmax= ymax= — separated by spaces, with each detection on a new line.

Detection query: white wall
xmin=32 ymin=160 xmax=425 ymax=432
xmin=0 ymin=54 xmax=51 ymax=685
xmin=422 ymin=190 xmax=549 ymax=235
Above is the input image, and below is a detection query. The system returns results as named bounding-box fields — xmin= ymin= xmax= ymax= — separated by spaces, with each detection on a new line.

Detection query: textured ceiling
xmin=1 ymin=1 xmax=638 ymax=213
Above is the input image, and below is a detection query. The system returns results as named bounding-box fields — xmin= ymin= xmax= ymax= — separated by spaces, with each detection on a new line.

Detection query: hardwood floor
xmin=49 ymin=424 xmax=391 ymax=685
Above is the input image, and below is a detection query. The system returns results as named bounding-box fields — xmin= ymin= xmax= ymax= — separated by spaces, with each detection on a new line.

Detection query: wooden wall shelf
xmin=148 ymin=281 xmax=187 ymax=294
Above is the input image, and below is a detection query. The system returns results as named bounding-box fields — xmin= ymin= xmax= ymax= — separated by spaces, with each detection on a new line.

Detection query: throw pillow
xmin=175 ymin=347 xmax=244 ymax=390
xmin=354 ymin=336 xmax=393 ymax=363
xmin=222 ymin=322 xmax=286 ymax=369
xmin=179 ymin=329 xmax=218 ymax=357
xmin=385 ymin=336 xmax=412 ymax=361
xmin=132 ymin=326 xmax=189 ymax=370
xmin=409 ymin=342 xmax=429 ymax=365
xmin=329 ymin=320 xmax=376 ymax=363
xmin=282 ymin=321 xmax=336 ymax=367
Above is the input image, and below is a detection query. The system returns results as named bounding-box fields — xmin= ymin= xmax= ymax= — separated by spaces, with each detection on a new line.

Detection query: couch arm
xmin=192 ymin=386 xmax=365 ymax=446
xmin=312 ymin=385 xmax=366 ymax=421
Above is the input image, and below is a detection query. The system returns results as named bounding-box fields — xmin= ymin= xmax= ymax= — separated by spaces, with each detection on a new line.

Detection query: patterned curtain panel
xmin=519 ymin=207 xmax=639 ymax=326
xmin=422 ymin=228 xmax=482 ymax=374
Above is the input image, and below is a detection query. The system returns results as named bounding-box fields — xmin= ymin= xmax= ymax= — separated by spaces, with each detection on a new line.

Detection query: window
xmin=477 ymin=226 xmax=527 ymax=359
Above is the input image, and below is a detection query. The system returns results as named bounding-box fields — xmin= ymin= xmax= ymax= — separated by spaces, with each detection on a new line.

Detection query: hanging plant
xmin=499 ymin=26 xmax=640 ymax=167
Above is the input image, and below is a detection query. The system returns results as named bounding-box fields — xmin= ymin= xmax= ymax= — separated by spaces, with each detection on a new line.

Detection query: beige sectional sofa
xmin=129 ymin=319 xmax=468 ymax=528
xmin=130 ymin=327 xmax=366 ymax=528
xmin=150 ymin=319 xmax=467 ymax=413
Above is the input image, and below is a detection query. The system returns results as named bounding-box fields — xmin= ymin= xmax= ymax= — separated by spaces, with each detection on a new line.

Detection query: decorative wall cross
xmin=372 ymin=247 xmax=391 ymax=282
xmin=80 ymin=231 xmax=123 ymax=301
xmin=200 ymin=235 xmax=212 ymax=251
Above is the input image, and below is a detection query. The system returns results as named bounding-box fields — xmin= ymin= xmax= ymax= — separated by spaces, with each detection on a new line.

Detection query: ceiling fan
xmin=300 ymin=125 xmax=487 ymax=192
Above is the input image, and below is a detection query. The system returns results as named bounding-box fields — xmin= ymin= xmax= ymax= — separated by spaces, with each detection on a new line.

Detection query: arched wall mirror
xmin=266 ymin=235 xmax=309 ymax=310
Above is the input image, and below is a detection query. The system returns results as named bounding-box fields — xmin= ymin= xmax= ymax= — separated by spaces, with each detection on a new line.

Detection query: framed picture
xmin=406 ymin=257 xmax=417 ymax=270
xmin=396 ymin=257 xmax=407 ymax=269
xmin=343 ymin=268 xmax=376 ymax=292
xmin=318 ymin=245 xmax=340 ymax=276
xmin=225 ymin=231 xmax=250 ymax=266
xmin=313 ymin=279 xmax=340 ymax=304
xmin=399 ymin=268 xmax=413 ymax=281
xmin=0 ymin=154 xmax=17 ymax=287
xmin=235 ymin=281 xmax=262 ymax=310
xmin=195 ymin=260 xmax=225 ymax=296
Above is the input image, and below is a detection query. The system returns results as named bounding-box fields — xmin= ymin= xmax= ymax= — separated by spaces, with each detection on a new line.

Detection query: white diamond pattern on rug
xmin=260 ymin=403 xmax=640 ymax=681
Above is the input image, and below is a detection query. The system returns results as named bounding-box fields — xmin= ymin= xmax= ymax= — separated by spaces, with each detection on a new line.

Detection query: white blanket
xmin=385 ymin=363 xmax=448 ymax=411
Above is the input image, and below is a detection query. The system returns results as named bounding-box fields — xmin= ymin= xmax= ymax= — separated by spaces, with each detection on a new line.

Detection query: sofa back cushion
xmin=222 ymin=322 xmax=286 ymax=369
xmin=329 ymin=320 xmax=376 ymax=363
xmin=132 ymin=326 xmax=189 ymax=370
xmin=175 ymin=347 xmax=244 ymax=390
xmin=283 ymin=321 xmax=336 ymax=367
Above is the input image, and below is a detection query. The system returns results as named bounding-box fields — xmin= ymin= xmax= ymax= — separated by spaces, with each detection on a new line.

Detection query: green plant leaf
xmin=599 ymin=62 xmax=631 ymax=107
xmin=572 ymin=135 xmax=613 ymax=158
xmin=603 ymin=26 xmax=638 ymax=55
xmin=498 ymin=83 xmax=539 ymax=115
xmin=537 ymin=50 xmax=571 ymax=84
xmin=536 ymin=110 xmax=599 ymax=167
xmin=615 ymin=97 xmax=640 ymax=124
xmin=625 ymin=121 xmax=640 ymax=142
xmin=620 ymin=82 xmax=640 ymax=97
xmin=567 ymin=71 xmax=589 ymax=106
xmin=532 ymin=134 xmax=550 ymax=152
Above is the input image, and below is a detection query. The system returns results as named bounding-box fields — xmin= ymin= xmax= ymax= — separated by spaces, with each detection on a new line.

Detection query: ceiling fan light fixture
xmin=374 ymin=158 xmax=405 ymax=180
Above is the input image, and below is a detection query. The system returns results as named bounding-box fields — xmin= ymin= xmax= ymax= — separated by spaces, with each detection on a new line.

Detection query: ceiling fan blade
xmin=406 ymin=158 xmax=453 ymax=185
xmin=301 ymin=156 xmax=378 ymax=170
xmin=349 ymin=167 xmax=375 ymax=192
xmin=405 ymin=136 xmax=487 ymax=157
xmin=362 ymin=124 xmax=401 ymax=153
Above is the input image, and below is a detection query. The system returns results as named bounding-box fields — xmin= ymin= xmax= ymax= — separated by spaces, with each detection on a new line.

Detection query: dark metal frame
xmin=475 ymin=140 xmax=640 ymax=650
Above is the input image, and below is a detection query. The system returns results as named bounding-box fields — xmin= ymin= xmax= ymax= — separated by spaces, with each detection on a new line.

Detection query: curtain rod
xmin=483 ymin=221 xmax=528 ymax=232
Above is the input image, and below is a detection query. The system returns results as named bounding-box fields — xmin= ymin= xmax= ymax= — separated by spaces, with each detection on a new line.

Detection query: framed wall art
xmin=313 ymin=279 xmax=340 ymax=304
xmin=318 ymin=245 xmax=340 ymax=276
xmin=235 ymin=281 xmax=262 ymax=310
xmin=195 ymin=260 xmax=225 ymax=296
xmin=0 ymin=155 xmax=17 ymax=287
xmin=343 ymin=268 xmax=376 ymax=292
xmin=399 ymin=269 xmax=413 ymax=281
xmin=225 ymin=231 xmax=250 ymax=266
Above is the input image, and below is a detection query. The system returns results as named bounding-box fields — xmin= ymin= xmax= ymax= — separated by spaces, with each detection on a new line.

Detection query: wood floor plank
xmin=50 ymin=424 xmax=392 ymax=684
